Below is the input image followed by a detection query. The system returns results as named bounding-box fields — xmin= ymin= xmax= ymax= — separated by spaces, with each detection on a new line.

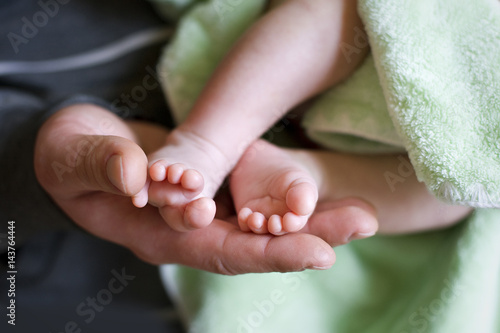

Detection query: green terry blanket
xmin=155 ymin=0 xmax=500 ymax=331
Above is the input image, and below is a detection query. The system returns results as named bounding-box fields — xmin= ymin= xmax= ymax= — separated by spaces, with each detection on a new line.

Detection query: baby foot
xmin=230 ymin=140 xmax=318 ymax=235
xmin=147 ymin=129 xmax=229 ymax=232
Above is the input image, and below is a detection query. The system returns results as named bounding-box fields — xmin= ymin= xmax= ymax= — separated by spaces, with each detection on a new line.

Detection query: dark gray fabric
xmin=0 ymin=0 xmax=175 ymax=248
xmin=0 ymin=0 xmax=183 ymax=331
xmin=0 ymin=230 xmax=184 ymax=333
xmin=0 ymin=0 xmax=173 ymax=123
xmin=0 ymin=89 xmax=75 ymax=248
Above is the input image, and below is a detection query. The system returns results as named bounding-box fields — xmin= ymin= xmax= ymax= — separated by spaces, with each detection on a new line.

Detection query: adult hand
xmin=34 ymin=105 xmax=378 ymax=275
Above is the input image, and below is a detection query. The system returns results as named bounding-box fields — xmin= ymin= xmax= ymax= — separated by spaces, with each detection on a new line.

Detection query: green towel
xmin=162 ymin=210 xmax=500 ymax=332
xmin=155 ymin=0 xmax=500 ymax=331
xmin=357 ymin=0 xmax=500 ymax=207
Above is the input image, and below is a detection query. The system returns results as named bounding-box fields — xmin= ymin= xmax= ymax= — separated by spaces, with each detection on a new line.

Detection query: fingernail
xmin=107 ymin=155 xmax=125 ymax=193
xmin=307 ymin=246 xmax=334 ymax=270
xmin=309 ymin=265 xmax=331 ymax=271
xmin=349 ymin=231 xmax=376 ymax=242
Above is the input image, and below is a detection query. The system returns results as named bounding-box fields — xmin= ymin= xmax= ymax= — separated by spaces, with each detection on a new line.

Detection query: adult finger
xmin=34 ymin=106 xmax=148 ymax=198
xmin=158 ymin=219 xmax=336 ymax=274
xmin=302 ymin=197 xmax=378 ymax=247
xmin=62 ymin=194 xmax=335 ymax=275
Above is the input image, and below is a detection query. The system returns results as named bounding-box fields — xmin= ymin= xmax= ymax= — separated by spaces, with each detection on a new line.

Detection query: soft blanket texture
xmin=155 ymin=0 xmax=500 ymax=331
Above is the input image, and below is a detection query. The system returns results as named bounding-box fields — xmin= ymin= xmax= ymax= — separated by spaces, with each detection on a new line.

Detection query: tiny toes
xmin=283 ymin=212 xmax=308 ymax=233
xmin=184 ymin=197 xmax=216 ymax=229
xmin=158 ymin=205 xmax=187 ymax=231
xmin=268 ymin=215 xmax=286 ymax=235
xmin=131 ymin=180 xmax=150 ymax=208
xmin=150 ymin=162 xmax=167 ymax=182
xmin=287 ymin=180 xmax=318 ymax=216
xmin=167 ymin=163 xmax=186 ymax=184
xmin=159 ymin=198 xmax=215 ymax=232
xmin=181 ymin=169 xmax=204 ymax=191
xmin=238 ymin=208 xmax=253 ymax=232
xmin=248 ymin=212 xmax=268 ymax=234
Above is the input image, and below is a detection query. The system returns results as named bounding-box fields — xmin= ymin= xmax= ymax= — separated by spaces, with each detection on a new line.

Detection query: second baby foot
xmin=147 ymin=128 xmax=230 ymax=231
xmin=230 ymin=140 xmax=318 ymax=235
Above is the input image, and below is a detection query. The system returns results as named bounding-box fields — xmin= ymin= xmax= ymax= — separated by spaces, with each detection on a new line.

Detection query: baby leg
xmin=232 ymin=140 xmax=473 ymax=235
xmin=148 ymin=0 xmax=367 ymax=232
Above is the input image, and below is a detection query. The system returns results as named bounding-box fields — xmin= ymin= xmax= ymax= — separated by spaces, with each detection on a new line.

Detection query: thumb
xmin=36 ymin=133 xmax=148 ymax=198
xmin=304 ymin=198 xmax=378 ymax=247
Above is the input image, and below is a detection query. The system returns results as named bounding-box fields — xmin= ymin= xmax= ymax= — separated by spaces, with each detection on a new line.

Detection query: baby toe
xmin=248 ymin=212 xmax=268 ymax=234
xmin=238 ymin=207 xmax=253 ymax=232
xmin=282 ymin=212 xmax=308 ymax=233
xmin=181 ymin=169 xmax=204 ymax=192
xmin=286 ymin=180 xmax=318 ymax=216
xmin=131 ymin=179 xmax=150 ymax=208
xmin=166 ymin=163 xmax=186 ymax=184
xmin=149 ymin=161 xmax=167 ymax=182
xmin=159 ymin=204 xmax=190 ymax=232
xmin=184 ymin=197 xmax=216 ymax=229
xmin=268 ymin=215 xmax=287 ymax=236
